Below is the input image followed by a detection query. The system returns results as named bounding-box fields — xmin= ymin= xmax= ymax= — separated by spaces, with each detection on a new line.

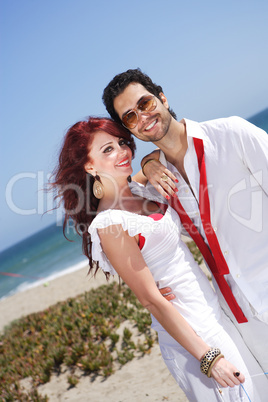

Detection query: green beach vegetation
xmin=0 ymin=241 xmax=203 ymax=401
xmin=0 ymin=283 xmax=155 ymax=401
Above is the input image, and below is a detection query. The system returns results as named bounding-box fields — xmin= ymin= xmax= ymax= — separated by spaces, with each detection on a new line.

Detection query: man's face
xmin=113 ymin=83 xmax=172 ymax=143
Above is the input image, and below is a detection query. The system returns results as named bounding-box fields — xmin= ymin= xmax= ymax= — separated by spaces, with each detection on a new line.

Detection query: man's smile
xmin=145 ymin=119 xmax=157 ymax=131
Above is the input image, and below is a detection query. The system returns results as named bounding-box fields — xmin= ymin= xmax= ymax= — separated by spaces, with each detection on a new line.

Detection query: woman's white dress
xmin=88 ymin=183 xmax=267 ymax=401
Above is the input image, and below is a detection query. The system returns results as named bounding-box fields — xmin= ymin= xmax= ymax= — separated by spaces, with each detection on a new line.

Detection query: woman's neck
xmin=98 ymin=179 xmax=163 ymax=216
xmin=97 ymin=178 xmax=134 ymax=212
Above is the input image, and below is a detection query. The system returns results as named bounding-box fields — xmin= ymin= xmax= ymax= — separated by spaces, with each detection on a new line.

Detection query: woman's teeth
xmin=117 ymin=160 xmax=129 ymax=166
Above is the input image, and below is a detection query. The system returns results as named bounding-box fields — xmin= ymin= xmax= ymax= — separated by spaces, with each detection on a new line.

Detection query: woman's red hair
xmin=51 ymin=117 xmax=136 ymax=275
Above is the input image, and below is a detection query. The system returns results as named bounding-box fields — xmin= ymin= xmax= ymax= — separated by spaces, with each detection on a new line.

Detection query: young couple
xmin=53 ymin=69 xmax=268 ymax=401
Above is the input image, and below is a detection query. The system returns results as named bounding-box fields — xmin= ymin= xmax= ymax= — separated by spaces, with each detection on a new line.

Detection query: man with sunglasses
xmin=102 ymin=68 xmax=268 ymax=375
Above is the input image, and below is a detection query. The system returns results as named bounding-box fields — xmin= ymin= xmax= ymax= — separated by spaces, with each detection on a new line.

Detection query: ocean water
xmin=248 ymin=107 xmax=268 ymax=132
xmin=0 ymin=223 xmax=87 ymax=300
xmin=0 ymin=108 xmax=267 ymax=300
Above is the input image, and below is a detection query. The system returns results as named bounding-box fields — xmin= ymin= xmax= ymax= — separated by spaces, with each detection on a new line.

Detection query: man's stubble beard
xmin=152 ymin=110 xmax=172 ymax=143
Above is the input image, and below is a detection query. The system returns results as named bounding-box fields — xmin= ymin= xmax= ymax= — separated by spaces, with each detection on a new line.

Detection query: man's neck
xmin=153 ymin=119 xmax=188 ymax=178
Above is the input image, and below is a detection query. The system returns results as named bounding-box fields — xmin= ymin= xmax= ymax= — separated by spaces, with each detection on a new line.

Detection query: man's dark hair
xmin=102 ymin=68 xmax=177 ymax=123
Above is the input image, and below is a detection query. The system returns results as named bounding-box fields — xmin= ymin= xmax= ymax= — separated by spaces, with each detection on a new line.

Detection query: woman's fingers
xmin=235 ymin=371 xmax=245 ymax=383
xmin=211 ymin=358 xmax=245 ymax=388
xmin=158 ymin=171 xmax=178 ymax=198
xmin=153 ymin=177 xmax=176 ymax=200
xmin=143 ymin=161 xmax=178 ymax=199
xmin=160 ymin=169 xmax=178 ymax=187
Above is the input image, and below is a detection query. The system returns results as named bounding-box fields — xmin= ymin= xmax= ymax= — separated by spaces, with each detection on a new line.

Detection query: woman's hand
xmin=210 ymin=357 xmax=245 ymax=388
xmin=158 ymin=288 xmax=245 ymax=389
xmin=143 ymin=159 xmax=178 ymax=200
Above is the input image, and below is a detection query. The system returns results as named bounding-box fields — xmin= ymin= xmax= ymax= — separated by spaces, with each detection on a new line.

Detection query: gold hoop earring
xmin=93 ymin=175 xmax=104 ymax=199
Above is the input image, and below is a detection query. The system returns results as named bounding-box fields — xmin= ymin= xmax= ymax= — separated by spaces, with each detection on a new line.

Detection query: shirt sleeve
xmin=230 ymin=116 xmax=268 ymax=195
xmin=130 ymin=178 xmax=167 ymax=204
xmin=88 ymin=210 xmax=148 ymax=276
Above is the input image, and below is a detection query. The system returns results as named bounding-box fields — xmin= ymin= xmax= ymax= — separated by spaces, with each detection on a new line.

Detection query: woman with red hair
xmin=53 ymin=117 xmax=136 ymax=268
xmin=52 ymin=116 xmax=265 ymax=401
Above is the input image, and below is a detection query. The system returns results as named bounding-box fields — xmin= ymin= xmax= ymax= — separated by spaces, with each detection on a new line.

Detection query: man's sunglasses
xmin=122 ymin=95 xmax=157 ymax=129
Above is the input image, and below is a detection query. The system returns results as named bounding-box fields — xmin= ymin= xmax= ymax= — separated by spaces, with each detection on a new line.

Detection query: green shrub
xmin=0 ymin=282 xmax=156 ymax=399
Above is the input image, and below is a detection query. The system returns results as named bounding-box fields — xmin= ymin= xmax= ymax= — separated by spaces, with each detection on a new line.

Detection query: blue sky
xmin=1 ymin=0 xmax=268 ymax=251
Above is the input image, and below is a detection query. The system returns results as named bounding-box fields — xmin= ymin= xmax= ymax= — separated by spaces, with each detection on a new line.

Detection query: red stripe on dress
xmin=138 ymin=212 xmax=165 ymax=250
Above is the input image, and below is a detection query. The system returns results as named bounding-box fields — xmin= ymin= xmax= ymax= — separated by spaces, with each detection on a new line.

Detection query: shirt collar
xmin=181 ymin=118 xmax=205 ymax=140
xmin=159 ymin=118 xmax=205 ymax=168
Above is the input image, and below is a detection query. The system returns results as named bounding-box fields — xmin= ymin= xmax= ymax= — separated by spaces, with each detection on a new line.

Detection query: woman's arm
xmin=131 ymin=169 xmax=148 ymax=186
xmin=98 ymin=224 xmax=244 ymax=388
xmin=131 ymin=149 xmax=162 ymax=185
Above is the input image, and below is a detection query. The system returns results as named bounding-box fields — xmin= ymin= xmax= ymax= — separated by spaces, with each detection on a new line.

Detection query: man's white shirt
xmin=156 ymin=116 xmax=268 ymax=323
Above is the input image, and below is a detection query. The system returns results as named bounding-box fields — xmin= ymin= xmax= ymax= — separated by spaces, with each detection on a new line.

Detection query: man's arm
xmin=131 ymin=169 xmax=148 ymax=186
xmin=236 ymin=117 xmax=268 ymax=195
xmin=132 ymin=149 xmax=162 ymax=185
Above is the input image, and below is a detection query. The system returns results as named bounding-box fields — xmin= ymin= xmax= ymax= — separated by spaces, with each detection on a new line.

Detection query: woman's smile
xmin=116 ymin=157 xmax=131 ymax=167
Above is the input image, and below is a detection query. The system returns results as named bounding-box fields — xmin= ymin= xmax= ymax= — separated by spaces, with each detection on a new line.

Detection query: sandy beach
xmin=0 ymin=265 xmax=188 ymax=401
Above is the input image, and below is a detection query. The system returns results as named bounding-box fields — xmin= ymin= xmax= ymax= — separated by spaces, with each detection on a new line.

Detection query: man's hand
xmin=159 ymin=286 xmax=176 ymax=301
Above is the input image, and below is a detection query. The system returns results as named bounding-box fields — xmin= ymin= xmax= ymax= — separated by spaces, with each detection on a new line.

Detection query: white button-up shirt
xmin=159 ymin=116 xmax=268 ymax=322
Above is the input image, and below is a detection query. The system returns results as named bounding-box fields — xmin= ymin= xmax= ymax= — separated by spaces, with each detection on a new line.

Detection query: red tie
xmin=169 ymin=138 xmax=247 ymax=324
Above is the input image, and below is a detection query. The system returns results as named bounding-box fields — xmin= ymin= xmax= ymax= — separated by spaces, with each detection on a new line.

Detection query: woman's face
xmin=86 ymin=131 xmax=133 ymax=179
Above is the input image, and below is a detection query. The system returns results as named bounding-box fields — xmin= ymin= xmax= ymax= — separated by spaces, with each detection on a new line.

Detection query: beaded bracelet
xmin=141 ymin=158 xmax=159 ymax=176
xmin=200 ymin=348 xmax=223 ymax=377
